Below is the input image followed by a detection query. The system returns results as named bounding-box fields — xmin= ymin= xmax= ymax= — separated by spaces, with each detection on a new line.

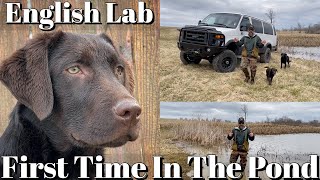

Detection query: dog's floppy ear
xmin=0 ymin=31 xmax=64 ymax=120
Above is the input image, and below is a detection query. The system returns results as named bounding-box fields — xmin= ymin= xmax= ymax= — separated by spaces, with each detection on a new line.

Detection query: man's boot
xmin=242 ymin=68 xmax=250 ymax=83
xmin=250 ymin=69 xmax=256 ymax=84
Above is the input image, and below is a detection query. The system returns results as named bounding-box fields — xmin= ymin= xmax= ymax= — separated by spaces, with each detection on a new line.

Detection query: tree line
xmin=266 ymin=116 xmax=320 ymax=126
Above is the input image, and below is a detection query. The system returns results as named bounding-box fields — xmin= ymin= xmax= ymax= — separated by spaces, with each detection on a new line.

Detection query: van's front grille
xmin=182 ymin=30 xmax=208 ymax=45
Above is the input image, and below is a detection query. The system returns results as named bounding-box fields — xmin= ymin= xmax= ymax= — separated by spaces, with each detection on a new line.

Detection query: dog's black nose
xmin=114 ymin=100 xmax=141 ymax=123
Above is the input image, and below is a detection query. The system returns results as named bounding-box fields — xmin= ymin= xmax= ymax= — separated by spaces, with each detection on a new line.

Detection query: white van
xmin=178 ymin=13 xmax=278 ymax=72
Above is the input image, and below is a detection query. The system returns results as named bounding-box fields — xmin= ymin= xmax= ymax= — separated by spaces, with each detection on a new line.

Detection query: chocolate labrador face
xmin=265 ymin=66 xmax=277 ymax=85
xmin=0 ymin=31 xmax=141 ymax=151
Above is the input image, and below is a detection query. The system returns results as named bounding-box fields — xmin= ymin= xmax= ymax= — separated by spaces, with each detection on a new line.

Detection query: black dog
xmin=281 ymin=53 xmax=291 ymax=68
xmin=265 ymin=66 xmax=277 ymax=85
xmin=0 ymin=31 xmax=141 ymax=179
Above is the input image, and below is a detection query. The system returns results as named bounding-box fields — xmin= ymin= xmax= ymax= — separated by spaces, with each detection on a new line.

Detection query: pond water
xmin=279 ymin=46 xmax=320 ymax=62
xmin=250 ymin=133 xmax=320 ymax=162
xmin=178 ymin=133 xmax=320 ymax=179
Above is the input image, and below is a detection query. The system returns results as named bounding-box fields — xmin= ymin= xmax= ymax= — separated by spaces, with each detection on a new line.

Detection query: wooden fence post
xmin=0 ymin=0 xmax=29 ymax=133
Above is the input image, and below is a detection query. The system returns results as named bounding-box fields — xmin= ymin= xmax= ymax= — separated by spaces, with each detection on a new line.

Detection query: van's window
xmin=200 ymin=13 xmax=241 ymax=29
xmin=251 ymin=18 xmax=263 ymax=33
xmin=264 ymin=22 xmax=274 ymax=35
xmin=240 ymin=17 xmax=250 ymax=31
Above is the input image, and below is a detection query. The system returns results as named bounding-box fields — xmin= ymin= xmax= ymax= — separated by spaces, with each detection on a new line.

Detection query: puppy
xmin=281 ymin=53 xmax=291 ymax=68
xmin=0 ymin=31 xmax=141 ymax=179
xmin=265 ymin=66 xmax=277 ymax=85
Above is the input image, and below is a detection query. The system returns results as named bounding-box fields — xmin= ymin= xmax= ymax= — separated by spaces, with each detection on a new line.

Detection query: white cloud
xmin=160 ymin=0 xmax=320 ymax=29
xmin=160 ymin=102 xmax=320 ymax=122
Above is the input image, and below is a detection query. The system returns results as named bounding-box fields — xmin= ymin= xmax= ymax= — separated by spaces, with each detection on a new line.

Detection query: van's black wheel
xmin=260 ymin=48 xmax=271 ymax=63
xmin=180 ymin=52 xmax=201 ymax=65
xmin=212 ymin=50 xmax=237 ymax=73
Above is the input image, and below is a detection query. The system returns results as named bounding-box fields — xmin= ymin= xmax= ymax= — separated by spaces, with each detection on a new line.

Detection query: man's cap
xmin=248 ymin=24 xmax=255 ymax=31
xmin=238 ymin=117 xmax=245 ymax=124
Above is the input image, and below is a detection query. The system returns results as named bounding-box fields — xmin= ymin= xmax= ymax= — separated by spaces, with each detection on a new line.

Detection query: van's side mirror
xmin=240 ymin=26 xmax=247 ymax=31
xmin=198 ymin=20 xmax=202 ymax=25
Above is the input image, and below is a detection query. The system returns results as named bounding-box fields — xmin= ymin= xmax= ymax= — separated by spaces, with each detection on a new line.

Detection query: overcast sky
xmin=160 ymin=102 xmax=320 ymax=122
xmin=160 ymin=0 xmax=320 ymax=30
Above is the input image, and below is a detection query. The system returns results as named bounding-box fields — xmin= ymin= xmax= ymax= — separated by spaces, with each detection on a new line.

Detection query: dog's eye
xmin=67 ymin=66 xmax=81 ymax=74
xmin=115 ymin=65 xmax=125 ymax=83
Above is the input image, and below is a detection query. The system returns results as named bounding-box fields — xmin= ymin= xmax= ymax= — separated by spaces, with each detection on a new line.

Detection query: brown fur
xmin=0 ymin=31 xmax=141 ymax=179
xmin=0 ymin=32 xmax=62 ymax=119
xmin=265 ymin=66 xmax=277 ymax=85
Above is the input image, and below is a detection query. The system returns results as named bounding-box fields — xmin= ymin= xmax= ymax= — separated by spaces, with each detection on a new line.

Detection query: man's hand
xmin=234 ymin=38 xmax=239 ymax=42
xmin=262 ymin=40 xmax=266 ymax=45
xmin=228 ymin=132 xmax=233 ymax=137
xmin=249 ymin=132 xmax=254 ymax=137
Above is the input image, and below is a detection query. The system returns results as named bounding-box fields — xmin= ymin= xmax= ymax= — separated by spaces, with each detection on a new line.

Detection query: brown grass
xmin=160 ymin=27 xmax=320 ymax=102
xmin=278 ymin=31 xmax=320 ymax=47
xmin=160 ymin=120 xmax=193 ymax=179
xmin=161 ymin=118 xmax=320 ymax=147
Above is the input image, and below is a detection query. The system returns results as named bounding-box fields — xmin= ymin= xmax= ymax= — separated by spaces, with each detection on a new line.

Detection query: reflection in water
xmin=178 ymin=133 xmax=320 ymax=179
xmin=251 ymin=133 xmax=320 ymax=163
xmin=279 ymin=46 xmax=320 ymax=61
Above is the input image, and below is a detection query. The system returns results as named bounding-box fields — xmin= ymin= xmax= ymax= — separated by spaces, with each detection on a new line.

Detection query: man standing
xmin=227 ymin=117 xmax=255 ymax=173
xmin=234 ymin=24 xmax=266 ymax=84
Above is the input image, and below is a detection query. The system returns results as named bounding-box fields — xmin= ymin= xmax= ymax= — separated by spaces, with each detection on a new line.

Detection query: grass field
xmin=160 ymin=118 xmax=320 ymax=147
xmin=160 ymin=27 xmax=320 ymax=102
xmin=160 ymin=121 xmax=192 ymax=179
xmin=160 ymin=118 xmax=319 ymax=178
xmin=278 ymin=31 xmax=320 ymax=47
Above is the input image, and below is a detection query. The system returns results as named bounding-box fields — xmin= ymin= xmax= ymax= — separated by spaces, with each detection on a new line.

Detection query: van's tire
xmin=180 ymin=51 xmax=201 ymax=65
xmin=212 ymin=50 xmax=237 ymax=73
xmin=260 ymin=48 xmax=271 ymax=63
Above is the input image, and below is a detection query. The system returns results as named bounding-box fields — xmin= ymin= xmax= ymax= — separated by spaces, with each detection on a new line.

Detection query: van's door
xmin=239 ymin=16 xmax=250 ymax=38
xmin=237 ymin=16 xmax=250 ymax=56
xmin=251 ymin=18 xmax=266 ymax=42
xmin=263 ymin=22 xmax=277 ymax=50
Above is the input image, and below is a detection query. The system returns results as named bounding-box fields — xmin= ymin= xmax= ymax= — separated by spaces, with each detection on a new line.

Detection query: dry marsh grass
xmin=161 ymin=118 xmax=320 ymax=147
xmin=160 ymin=27 xmax=320 ymax=102
xmin=160 ymin=119 xmax=193 ymax=179
xmin=278 ymin=31 xmax=320 ymax=47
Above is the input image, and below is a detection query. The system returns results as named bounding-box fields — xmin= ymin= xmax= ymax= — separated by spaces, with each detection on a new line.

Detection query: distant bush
xmin=306 ymin=24 xmax=320 ymax=34
xmin=270 ymin=116 xmax=320 ymax=126
xmin=289 ymin=23 xmax=320 ymax=34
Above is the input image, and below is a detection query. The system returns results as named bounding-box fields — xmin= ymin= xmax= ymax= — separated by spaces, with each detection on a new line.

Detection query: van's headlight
xmin=215 ymin=34 xmax=224 ymax=39
xmin=210 ymin=34 xmax=225 ymax=46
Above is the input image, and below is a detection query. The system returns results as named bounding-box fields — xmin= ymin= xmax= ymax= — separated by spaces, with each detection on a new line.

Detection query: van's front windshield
xmin=199 ymin=13 xmax=241 ymax=29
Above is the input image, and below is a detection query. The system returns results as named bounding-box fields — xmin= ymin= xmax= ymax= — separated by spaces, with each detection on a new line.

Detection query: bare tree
xmin=265 ymin=116 xmax=271 ymax=123
xmin=241 ymin=104 xmax=248 ymax=121
xmin=307 ymin=24 xmax=312 ymax=33
xmin=265 ymin=9 xmax=276 ymax=24
xmin=297 ymin=22 xmax=302 ymax=33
